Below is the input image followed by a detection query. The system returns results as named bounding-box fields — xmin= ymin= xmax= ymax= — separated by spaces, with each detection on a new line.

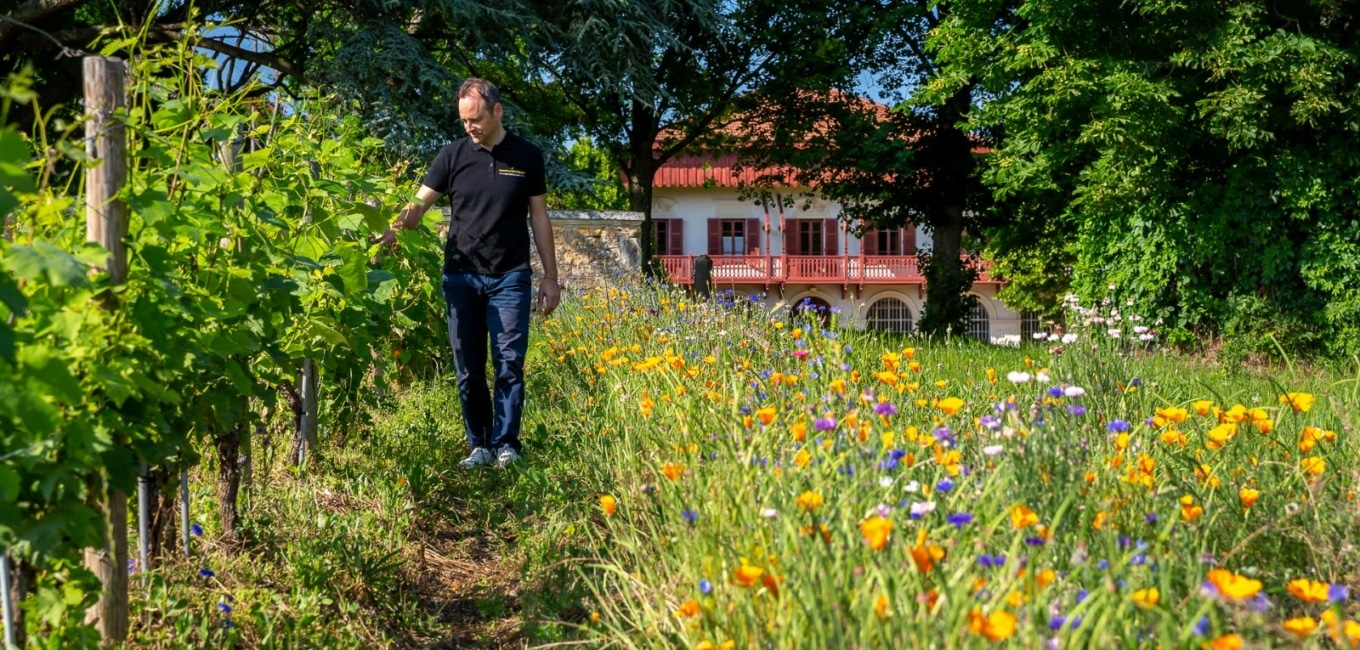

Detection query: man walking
xmin=378 ymin=78 xmax=560 ymax=469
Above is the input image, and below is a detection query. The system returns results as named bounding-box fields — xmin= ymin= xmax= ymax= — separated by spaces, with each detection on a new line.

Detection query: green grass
xmin=117 ymin=282 xmax=1360 ymax=648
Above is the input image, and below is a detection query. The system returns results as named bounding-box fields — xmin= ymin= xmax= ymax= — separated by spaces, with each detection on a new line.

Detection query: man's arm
xmin=376 ymin=185 xmax=443 ymax=245
xmin=528 ymin=194 xmax=560 ymax=316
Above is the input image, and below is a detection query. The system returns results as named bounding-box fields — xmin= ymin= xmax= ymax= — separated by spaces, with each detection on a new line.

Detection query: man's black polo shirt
xmin=422 ymin=131 xmax=547 ymax=276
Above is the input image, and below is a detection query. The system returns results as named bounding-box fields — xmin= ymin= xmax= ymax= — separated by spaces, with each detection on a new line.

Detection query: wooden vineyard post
xmin=81 ymin=55 xmax=130 ymax=644
xmin=2 ymin=551 xmax=15 ymax=648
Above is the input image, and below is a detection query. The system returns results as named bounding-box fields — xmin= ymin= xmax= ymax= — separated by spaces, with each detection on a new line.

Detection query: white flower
xmin=1061 ymin=333 xmax=1078 ymax=344
xmin=1032 ymin=332 xmax=1047 ymax=340
xmin=219 ymin=237 xmax=233 ymax=249
xmin=1092 ymin=316 xmax=1106 ymax=325
xmin=1133 ymin=325 xmax=1149 ymax=334
xmin=1035 ymin=370 xmax=1051 ymax=382
xmin=1130 ymin=314 xmax=1142 ymax=322
xmin=909 ymin=501 xmax=936 ymax=517
xmin=760 ymin=508 xmax=779 ymax=519
xmin=983 ymin=445 xmax=1004 ymax=456
xmin=1002 ymin=426 xmax=1017 ymax=438
xmin=1063 ymin=386 xmax=1086 ymax=398
xmin=874 ymin=503 xmax=893 ymax=517
xmin=1047 ymin=334 xmax=1060 ymax=342
xmin=1108 ymin=283 xmax=1117 ymax=291
xmin=1007 ymin=371 xmax=1031 ymax=384
xmin=1139 ymin=333 xmax=1155 ymax=341
xmin=903 ymin=480 xmax=921 ymax=493
xmin=879 ymin=476 xmax=894 ymax=488
xmin=1107 ymin=328 xmax=1122 ymax=338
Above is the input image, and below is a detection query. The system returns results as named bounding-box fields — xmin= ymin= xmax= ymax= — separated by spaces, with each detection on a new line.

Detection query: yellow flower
xmin=1205 ymin=569 xmax=1262 ymax=600
xmin=859 ymin=516 xmax=893 ymax=551
xmin=795 ymin=490 xmax=824 ymax=512
xmin=756 ymin=406 xmax=777 ymax=426
xmin=790 ymin=422 xmax=807 ymax=442
xmin=599 ymin=494 xmax=617 ymax=516
xmin=967 ymin=609 xmax=1017 ymax=642
xmin=590 ymin=611 xmax=601 ymax=623
xmin=1301 ymin=456 xmax=1327 ymax=476
xmin=1208 ymin=634 xmax=1242 ymax=650
xmin=1180 ymin=495 xmax=1204 ymax=523
xmin=1280 ymin=392 xmax=1316 ymax=413
xmin=676 ymin=600 xmax=700 ymax=618
xmin=1131 ymin=587 xmax=1159 ymax=609
xmin=1191 ymin=399 xmax=1215 ymax=416
xmin=875 ymin=370 xmax=900 ymax=386
xmin=1238 ymin=486 xmax=1259 ymax=508
xmin=910 ymin=540 xmax=945 ymax=574
xmin=873 ymin=593 xmax=890 ymax=621
xmin=936 ymin=396 xmax=964 ymax=415
xmin=793 ymin=449 xmax=811 ymax=468
xmin=1286 ymin=579 xmax=1330 ymax=603
xmin=732 ymin=563 xmax=764 ymax=588
xmin=1282 ymin=616 xmax=1317 ymax=639
xmin=1009 ymin=504 xmax=1039 ymax=529
xmin=662 ymin=462 xmax=685 ymax=481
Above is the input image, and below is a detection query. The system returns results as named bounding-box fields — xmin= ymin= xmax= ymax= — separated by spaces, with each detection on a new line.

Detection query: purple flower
xmin=191 ymin=523 xmax=204 ymax=537
xmin=1192 ymin=615 xmax=1210 ymax=636
xmin=978 ymin=415 xmax=1001 ymax=430
xmin=1025 ymin=536 xmax=1046 ymax=546
xmin=1047 ymin=387 xmax=1064 ymax=398
xmin=947 ymin=512 xmax=973 ymax=527
xmin=1330 ymin=584 xmax=1350 ymax=603
xmin=936 ymin=478 xmax=954 ymax=493
xmin=199 ymin=568 xmax=215 ymax=578
xmin=874 ymin=401 xmax=897 ymax=416
xmin=814 ymin=417 xmax=836 ymax=431
xmin=931 ymin=427 xmax=953 ymax=443
xmin=699 ymin=579 xmax=713 ymax=595
xmin=1107 ymin=419 xmax=1131 ymax=432
xmin=1049 ymin=615 xmax=1081 ymax=631
xmin=1067 ymin=405 xmax=1087 ymax=416
xmin=218 ymin=602 xmax=232 ymax=615
xmin=1247 ymin=593 xmax=1271 ymax=612
xmin=682 ymin=509 xmax=699 ymax=525
xmin=1098 ymin=559 xmax=1109 ymax=571
xmin=1075 ymin=588 xmax=1089 ymax=603
xmin=1144 ymin=512 xmax=1158 ymax=524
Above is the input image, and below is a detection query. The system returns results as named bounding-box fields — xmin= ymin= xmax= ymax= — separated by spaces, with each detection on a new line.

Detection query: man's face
xmin=458 ymin=96 xmax=503 ymax=146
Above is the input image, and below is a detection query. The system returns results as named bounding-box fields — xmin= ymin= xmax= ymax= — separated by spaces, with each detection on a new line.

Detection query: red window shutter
xmin=824 ymin=219 xmax=838 ymax=255
xmin=863 ymin=228 xmax=878 ymax=255
xmin=905 ymin=222 xmax=917 ymax=255
xmin=746 ymin=218 xmax=760 ymax=254
xmin=669 ymin=219 xmax=684 ymax=255
xmin=785 ymin=219 xmax=798 ymax=255
xmin=707 ymin=219 xmax=721 ymax=255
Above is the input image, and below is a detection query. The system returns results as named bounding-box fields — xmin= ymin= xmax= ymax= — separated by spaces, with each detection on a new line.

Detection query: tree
xmin=727 ymin=0 xmax=991 ymax=337
xmin=531 ymin=0 xmax=792 ymax=268
xmin=930 ymin=0 xmax=1360 ymax=358
xmin=547 ymin=138 xmax=629 ymax=211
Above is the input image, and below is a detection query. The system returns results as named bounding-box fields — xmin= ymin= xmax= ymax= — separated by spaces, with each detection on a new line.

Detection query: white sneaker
xmin=459 ymin=447 xmax=494 ymax=469
xmin=495 ymin=446 xmax=521 ymax=469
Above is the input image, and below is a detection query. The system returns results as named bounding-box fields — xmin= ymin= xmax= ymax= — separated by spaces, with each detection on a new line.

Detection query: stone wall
xmin=441 ymin=208 xmax=644 ymax=289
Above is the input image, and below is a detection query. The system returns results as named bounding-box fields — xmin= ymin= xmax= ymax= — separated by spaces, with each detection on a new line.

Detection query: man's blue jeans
xmin=442 ymin=270 xmax=531 ymax=453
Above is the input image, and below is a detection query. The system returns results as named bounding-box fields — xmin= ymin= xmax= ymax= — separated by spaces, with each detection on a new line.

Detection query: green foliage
xmin=1 ymin=27 xmax=448 ymax=640
xmin=546 ymin=139 xmax=629 ymax=211
xmin=930 ymin=0 xmax=1360 ymax=357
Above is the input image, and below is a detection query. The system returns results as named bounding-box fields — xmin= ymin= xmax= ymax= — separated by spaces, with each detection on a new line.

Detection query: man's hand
xmin=373 ymin=227 xmax=399 ymax=246
xmin=538 ymin=278 xmax=561 ymax=316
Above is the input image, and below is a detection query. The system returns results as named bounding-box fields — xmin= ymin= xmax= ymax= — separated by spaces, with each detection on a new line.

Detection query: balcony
xmin=655 ymin=255 xmax=993 ymax=287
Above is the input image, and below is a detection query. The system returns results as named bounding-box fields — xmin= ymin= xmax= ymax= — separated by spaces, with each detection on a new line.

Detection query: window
xmin=866 ymin=298 xmax=913 ymax=334
xmin=721 ymin=220 xmax=746 ymax=255
xmin=1021 ymin=311 xmax=1042 ymax=341
xmin=965 ymin=298 xmax=991 ymax=342
xmin=652 ymin=220 xmax=669 ymax=255
xmin=798 ymin=220 xmax=824 ymax=255
xmin=875 ymin=229 xmax=903 ymax=256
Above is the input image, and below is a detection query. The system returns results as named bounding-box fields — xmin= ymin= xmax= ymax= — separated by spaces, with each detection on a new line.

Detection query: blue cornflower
xmin=814 ymin=417 xmax=836 ymax=431
xmin=1192 ymin=615 xmax=1210 ymax=636
xmin=1098 ymin=559 xmax=1109 ymax=571
xmin=947 ymin=512 xmax=973 ymax=527
xmin=191 ymin=523 xmax=204 ymax=537
xmin=978 ymin=415 xmax=1000 ymax=430
xmin=1144 ymin=512 xmax=1158 ymax=524
xmin=699 ymin=579 xmax=713 ymax=595
xmin=218 ymin=602 xmax=232 ymax=615
xmin=1075 ymin=588 xmax=1089 ymax=603
xmin=1025 ymin=536 xmax=1046 ymax=546
xmin=1330 ymin=584 xmax=1350 ymax=603
xmin=681 ymin=509 xmax=699 ymax=525
xmin=1107 ymin=419 xmax=1131 ymax=432
xmin=1067 ymin=405 xmax=1087 ymax=416
xmin=1048 ymin=387 xmax=1064 ymax=398
xmin=874 ymin=401 xmax=897 ymax=416
xmin=936 ymin=478 xmax=954 ymax=493
xmin=199 ymin=568 xmax=215 ymax=578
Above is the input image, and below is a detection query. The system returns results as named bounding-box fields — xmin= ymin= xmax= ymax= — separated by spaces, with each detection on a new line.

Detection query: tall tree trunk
xmin=6 ymin=557 xmax=34 ymax=647
xmin=628 ymin=100 xmax=661 ymax=276
xmin=917 ymin=83 xmax=979 ymax=337
xmin=149 ymin=466 xmax=177 ymax=561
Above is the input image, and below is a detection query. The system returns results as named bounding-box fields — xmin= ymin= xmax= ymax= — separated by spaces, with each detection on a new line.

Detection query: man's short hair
xmin=458 ymin=78 xmax=501 ymax=109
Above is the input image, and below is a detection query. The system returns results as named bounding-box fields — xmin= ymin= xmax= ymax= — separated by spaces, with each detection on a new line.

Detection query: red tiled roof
xmin=653 ymin=154 xmax=801 ymax=188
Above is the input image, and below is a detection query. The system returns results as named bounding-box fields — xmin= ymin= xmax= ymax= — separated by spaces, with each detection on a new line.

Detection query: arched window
xmin=1021 ymin=311 xmax=1042 ymax=341
xmin=866 ymin=297 xmax=914 ymax=334
xmin=965 ymin=298 xmax=991 ymax=342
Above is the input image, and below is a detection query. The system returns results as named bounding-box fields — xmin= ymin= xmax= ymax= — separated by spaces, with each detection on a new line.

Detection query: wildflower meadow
xmin=527 ymin=282 xmax=1360 ymax=649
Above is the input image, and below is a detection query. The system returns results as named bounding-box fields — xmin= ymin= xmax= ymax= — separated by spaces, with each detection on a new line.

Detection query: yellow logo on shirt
xmin=498 ymin=167 xmax=526 ymax=177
